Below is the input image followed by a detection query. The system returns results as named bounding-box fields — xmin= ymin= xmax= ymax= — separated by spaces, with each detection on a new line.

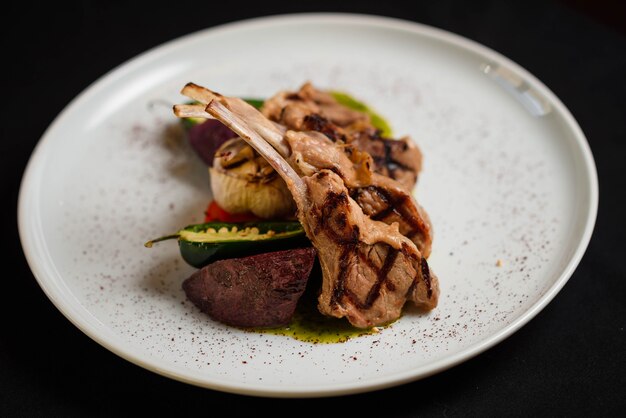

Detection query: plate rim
xmin=18 ymin=12 xmax=599 ymax=397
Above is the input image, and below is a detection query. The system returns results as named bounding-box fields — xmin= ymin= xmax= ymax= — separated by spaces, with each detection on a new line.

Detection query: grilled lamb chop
xmin=284 ymin=130 xmax=433 ymax=257
xmin=175 ymin=83 xmax=432 ymax=257
xmin=261 ymin=82 xmax=423 ymax=190
xmin=302 ymin=170 xmax=437 ymax=327
xmin=182 ymin=89 xmax=439 ymax=328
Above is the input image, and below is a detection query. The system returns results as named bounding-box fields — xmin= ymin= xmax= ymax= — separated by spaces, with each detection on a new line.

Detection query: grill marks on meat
xmin=421 ymin=257 xmax=433 ymax=299
xmin=263 ymin=83 xmax=422 ymax=190
xmin=181 ymin=84 xmax=439 ymax=328
xmin=350 ymin=184 xmax=432 ymax=257
xmin=302 ymin=114 xmax=348 ymax=143
xmin=286 ymin=131 xmax=432 ymax=257
xmin=350 ymin=129 xmax=422 ymax=189
xmin=306 ymin=171 xmax=438 ymax=327
xmin=301 ymin=113 xmax=421 ymax=188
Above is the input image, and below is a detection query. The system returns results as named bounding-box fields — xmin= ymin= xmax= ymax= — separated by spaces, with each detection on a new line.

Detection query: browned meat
xmin=349 ymin=127 xmax=422 ymax=189
xmin=350 ymin=184 xmax=433 ymax=258
xmin=285 ymin=130 xmax=432 ymax=257
xmin=262 ymin=82 xmax=371 ymax=128
xmin=262 ymin=82 xmax=422 ymax=190
xmin=200 ymin=93 xmax=439 ymax=328
xmin=182 ymin=248 xmax=317 ymax=328
xmin=304 ymin=171 xmax=438 ymax=327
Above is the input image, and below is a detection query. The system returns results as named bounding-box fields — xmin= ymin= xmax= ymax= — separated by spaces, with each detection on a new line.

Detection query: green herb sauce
xmin=243 ymin=270 xmax=386 ymax=344
xmin=329 ymin=91 xmax=393 ymax=137
xmin=249 ymin=303 xmax=376 ymax=344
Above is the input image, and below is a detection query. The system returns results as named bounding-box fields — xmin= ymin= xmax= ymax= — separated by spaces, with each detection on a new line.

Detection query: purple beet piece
xmin=182 ymin=248 xmax=317 ymax=328
xmin=187 ymin=119 xmax=236 ymax=165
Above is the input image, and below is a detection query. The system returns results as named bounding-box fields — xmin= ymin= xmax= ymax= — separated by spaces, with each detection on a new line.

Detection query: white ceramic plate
xmin=18 ymin=14 xmax=597 ymax=397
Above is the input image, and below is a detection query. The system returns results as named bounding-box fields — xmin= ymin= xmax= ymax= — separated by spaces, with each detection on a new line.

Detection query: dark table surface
xmin=3 ymin=1 xmax=625 ymax=416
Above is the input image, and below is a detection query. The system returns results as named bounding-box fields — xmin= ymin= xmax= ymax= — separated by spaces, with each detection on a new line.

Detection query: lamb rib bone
xmin=173 ymin=103 xmax=213 ymax=119
xmin=175 ymin=83 xmax=290 ymax=156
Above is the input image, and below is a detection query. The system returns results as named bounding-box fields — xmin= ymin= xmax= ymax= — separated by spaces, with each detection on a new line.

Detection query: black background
xmin=3 ymin=1 xmax=625 ymax=416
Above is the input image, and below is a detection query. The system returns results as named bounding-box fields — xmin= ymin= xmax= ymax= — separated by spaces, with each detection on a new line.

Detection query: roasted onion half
xmin=210 ymin=138 xmax=296 ymax=219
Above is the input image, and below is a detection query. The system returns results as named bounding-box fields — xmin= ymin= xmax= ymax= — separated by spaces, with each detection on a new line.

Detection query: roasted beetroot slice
xmin=182 ymin=247 xmax=316 ymax=328
xmin=187 ymin=119 xmax=236 ymax=164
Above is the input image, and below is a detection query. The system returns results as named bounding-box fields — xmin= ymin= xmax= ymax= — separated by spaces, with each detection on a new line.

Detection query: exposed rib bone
xmin=181 ymin=82 xmax=219 ymax=104
xmin=180 ymin=82 xmax=290 ymax=157
xmin=173 ymin=103 xmax=213 ymax=119
xmin=206 ymin=100 xmax=307 ymax=199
